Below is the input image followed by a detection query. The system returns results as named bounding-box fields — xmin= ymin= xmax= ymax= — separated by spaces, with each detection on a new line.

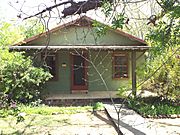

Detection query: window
xmin=113 ymin=53 xmax=128 ymax=78
xmin=42 ymin=52 xmax=58 ymax=80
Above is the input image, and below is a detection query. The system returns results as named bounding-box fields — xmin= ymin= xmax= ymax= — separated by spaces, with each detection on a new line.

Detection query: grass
xmin=20 ymin=105 xmax=93 ymax=115
xmin=0 ymin=102 xmax=106 ymax=117
xmin=0 ymin=104 xmax=93 ymax=118
xmin=0 ymin=105 xmax=93 ymax=134
xmin=127 ymin=97 xmax=180 ymax=117
xmin=93 ymin=102 xmax=104 ymax=111
xmin=0 ymin=114 xmax=74 ymax=134
xmin=0 ymin=103 xmax=110 ymax=135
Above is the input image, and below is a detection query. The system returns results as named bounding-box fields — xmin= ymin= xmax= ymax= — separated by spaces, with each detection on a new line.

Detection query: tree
xmin=19 ymin=19 xmax=44 ymax=39
xmin=9 ymin=0 xmax=163 ymax=38
xmin=0 ymin=21 xmax=24 ymax=46
xmin=0 ymin=19 xmax=44 ymax=46
xmin=0 ymin=19 xmax=51 ymax=103
xmin=0 ymin=49 xmax=52 ymax=103
xmin=138 ymin=0 xmax=180 ymax=100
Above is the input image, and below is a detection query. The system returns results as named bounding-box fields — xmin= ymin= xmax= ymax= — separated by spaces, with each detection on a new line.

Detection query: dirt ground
xmin=148 ymin=118 xmax=180 ymax=135
xmin=0 ymin=111 xmax=117 ymax=135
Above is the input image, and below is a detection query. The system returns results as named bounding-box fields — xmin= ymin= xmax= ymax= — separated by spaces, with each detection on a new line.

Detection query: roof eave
xmin=9 ymin=45 xmax=150 ymax=51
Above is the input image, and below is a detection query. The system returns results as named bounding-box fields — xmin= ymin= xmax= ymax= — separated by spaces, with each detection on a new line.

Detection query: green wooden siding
xmin=28 ymin=26 xmax=141 ymax=46
xmin=44 ymin=50 xmax=145 ymax=94
xmin=45 ymin=50 xmax=71 ymax=94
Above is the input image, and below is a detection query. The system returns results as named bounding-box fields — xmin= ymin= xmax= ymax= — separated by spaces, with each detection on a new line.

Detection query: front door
xmin=71 ymin=52 xmax=88 ymax=93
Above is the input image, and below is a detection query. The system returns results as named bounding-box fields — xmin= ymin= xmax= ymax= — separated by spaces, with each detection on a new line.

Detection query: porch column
xmin=131 ymin=51 xmax=136 ymax=98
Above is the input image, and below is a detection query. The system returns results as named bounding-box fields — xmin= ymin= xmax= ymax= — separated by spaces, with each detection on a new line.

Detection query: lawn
xmin=0 ymin=105 xmax=117 ymax=135
xmin=20 ymin=105 xmax=93 ymax=115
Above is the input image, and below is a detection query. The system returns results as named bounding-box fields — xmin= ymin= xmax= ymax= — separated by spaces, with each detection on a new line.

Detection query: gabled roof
xmin=15 ymin=16 xmax=147 ymax=46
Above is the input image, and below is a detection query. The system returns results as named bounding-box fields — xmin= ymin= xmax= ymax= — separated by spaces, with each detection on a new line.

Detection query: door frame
xmin=70 ymin=51 xmax=88 ymax=93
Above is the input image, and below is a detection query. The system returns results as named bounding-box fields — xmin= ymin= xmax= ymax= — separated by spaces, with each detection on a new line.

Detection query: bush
xmin=127 ymin=97 xmax=180 ymax=117
xmin=117 ymin=83 xmax=131 ymax=98
xmin=140 ymin=47 xmax=180 ymax=100
xmin=0 ymin=48 xmax=52 ymax=103
xmin=93 ymin=102 xmax=104 ymax=111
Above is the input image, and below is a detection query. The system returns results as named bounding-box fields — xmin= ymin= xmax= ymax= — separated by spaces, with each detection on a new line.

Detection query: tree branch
xmin=23 ymin=0 xmax=114 ymax=20
xmin=23 ymin=1 xmax=74 ymax=20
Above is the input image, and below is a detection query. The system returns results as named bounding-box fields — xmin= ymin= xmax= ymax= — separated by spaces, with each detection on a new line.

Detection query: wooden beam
xmin=131 ymin=51 xmax=137 ymax=98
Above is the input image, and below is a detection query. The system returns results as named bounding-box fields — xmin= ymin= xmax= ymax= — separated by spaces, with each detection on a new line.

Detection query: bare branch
xmin=23 ymin=1 xmax=73 ymax=20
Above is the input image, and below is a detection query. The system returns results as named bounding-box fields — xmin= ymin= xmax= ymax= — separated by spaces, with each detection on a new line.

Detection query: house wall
xmin=44 ymin=50 xmax=145 ymax=95
xmin=45 ymin=50 xmax=71 ymax=94
xmin=88 ymin=50 xmax=130 ymax=91
xmin=27 ymin=26 xmax=141 ymax=46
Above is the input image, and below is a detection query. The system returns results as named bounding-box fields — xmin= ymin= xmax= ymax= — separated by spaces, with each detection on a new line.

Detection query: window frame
xmin=112 ymin=52 xmax=129 ymax=79
xmin=41 ymin=51 xmax=58 ymax=81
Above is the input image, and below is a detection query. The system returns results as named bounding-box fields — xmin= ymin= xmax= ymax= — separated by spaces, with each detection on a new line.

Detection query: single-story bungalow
xmin=10 ymin=16 xmax=149 ymax=98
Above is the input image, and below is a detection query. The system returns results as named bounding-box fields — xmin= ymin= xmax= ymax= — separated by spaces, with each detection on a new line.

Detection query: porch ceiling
xmin=10 ymin=45 xmax=150 ymax=51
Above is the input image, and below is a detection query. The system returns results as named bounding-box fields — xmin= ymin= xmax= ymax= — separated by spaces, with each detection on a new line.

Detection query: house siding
xmin=88 ymin=50 xmax=130 ymax=91
xmin=27 ymin=26 xmax=141 ymax=46
xmin=45 ymin=50 xmax=71 ymax=94
xmin=43 ymin=50 xmax=145 ymax=95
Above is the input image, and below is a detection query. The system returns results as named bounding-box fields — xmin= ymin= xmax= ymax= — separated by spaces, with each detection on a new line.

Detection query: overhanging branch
xmin=24 ymin=0 xmax=113 ymax=20
xmin=23 ymin=1 xmax=73 ymax=20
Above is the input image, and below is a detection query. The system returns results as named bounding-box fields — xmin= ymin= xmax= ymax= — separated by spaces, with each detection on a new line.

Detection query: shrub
xmin=93 ymin=102 xmax=104 ymax=111
xmin=118 ymin=83 xmax=131 ymax=98
xmin=127 ymin=97 xmax=180 ymax=117
xmin=0 ymin=48 xmax=52 ymax=103
xmin=140 ymin=47 xmax=180 ymax=100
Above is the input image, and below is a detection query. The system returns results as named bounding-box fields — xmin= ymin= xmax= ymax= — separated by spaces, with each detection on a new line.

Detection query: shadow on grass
xmin=0 ymin=115 xmax=38 ymax=135
xmin=93 ymin=111 xmax=113 ymax=126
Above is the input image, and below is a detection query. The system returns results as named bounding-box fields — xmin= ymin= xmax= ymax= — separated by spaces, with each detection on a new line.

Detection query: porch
xmin=46 ymin=91 xmax=119 ymax=100
xmin=44 ymin=91 xmax=122 ymax=106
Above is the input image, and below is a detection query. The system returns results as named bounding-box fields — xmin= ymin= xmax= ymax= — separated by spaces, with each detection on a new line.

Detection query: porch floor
xmin=45 ymin=91 xmax=119 ymax=100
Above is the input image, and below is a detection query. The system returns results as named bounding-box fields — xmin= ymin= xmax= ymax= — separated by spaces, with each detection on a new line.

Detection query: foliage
xmin=0 ymin=19 xmax=44 ymax=47
xmin=92 ymin=20 xmax=108 ymax=38
xmin=146 ymin=0 xmax=179 ymax=54
xmin=0 ymin=48 xmax=52 ymax=103
xmin=101 ymin=0 xmax=113 ymax=17
xmin=138 ymin=0 xmax=180 ymax=100
xmin=139 ymin=47 xmax=180 ymax=100
xmin=0 ymin=19 xmax=48 ymax=122
xmin=117 ymin=83 xmax=131 ymax=98
xmin=0 ymin=93 xmax=19 ymax=118
xmin=20 ymin=19 xmax=44 ymax=39
xmin=0 ymin=21 xmax=24 ymax=46
xmin=146 ymin=20 xmax=179 ymax=57
xmin=112 ymin=14 xmax=127 ymax=29
xmin=93 ymin=102 xmax=104 ymax=111
xmin=127 ymin=97 xmax=180 ymax=117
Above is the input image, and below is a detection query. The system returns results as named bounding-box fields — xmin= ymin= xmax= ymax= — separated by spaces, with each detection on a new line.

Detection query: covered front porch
xmin=11 ymin=46 xmax=149 ymax=98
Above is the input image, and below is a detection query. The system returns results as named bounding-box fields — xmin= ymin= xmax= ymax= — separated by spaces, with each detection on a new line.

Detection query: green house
xmin=11 ymin=16 xmax=149 ymax=99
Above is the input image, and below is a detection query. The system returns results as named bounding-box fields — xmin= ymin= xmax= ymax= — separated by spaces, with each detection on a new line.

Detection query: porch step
xmin=43 ymin=91 xmax=122 ymax=106
xmin=44 ymin=98 xmax=123 ymax=106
